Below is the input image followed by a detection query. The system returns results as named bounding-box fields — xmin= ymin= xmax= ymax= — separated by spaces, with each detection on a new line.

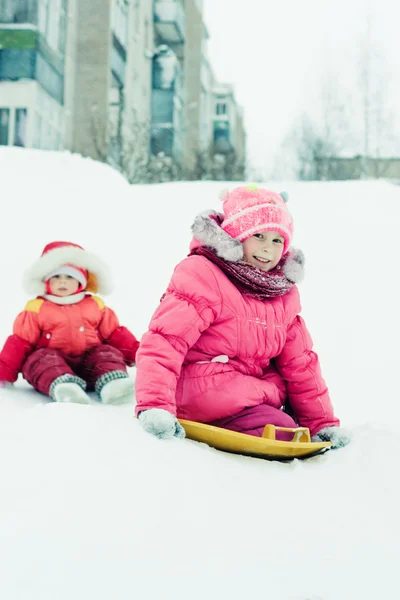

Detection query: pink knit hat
xmin=220 ymin=185 xmax=293 ymax=254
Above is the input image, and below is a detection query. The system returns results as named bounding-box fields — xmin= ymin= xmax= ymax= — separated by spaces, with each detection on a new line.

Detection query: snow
xmin=0 ymin=147 xmax=399 ymax=600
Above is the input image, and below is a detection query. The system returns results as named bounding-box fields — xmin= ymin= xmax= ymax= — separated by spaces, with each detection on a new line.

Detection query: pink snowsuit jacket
xmin=135 ymin=255 xmax=339 ymax=436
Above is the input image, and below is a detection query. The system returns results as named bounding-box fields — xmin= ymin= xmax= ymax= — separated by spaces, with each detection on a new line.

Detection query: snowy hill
xmin=0 ymin=147 xmax=399 ymax=600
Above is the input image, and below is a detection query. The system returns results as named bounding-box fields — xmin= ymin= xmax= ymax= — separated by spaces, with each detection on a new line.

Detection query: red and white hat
xmin=46 ymin=264 xmax=88 ymax=289
xmin=220 ymin=185 xmax=293 ymax=254
xmin=23 ymin=241 xmax=112 ymax=297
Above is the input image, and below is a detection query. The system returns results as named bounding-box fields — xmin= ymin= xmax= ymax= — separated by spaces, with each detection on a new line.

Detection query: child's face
xmin=242 ymin=230 xmax=285 ymax=271
xmin=48 ymin=274 xmax=80 ymax=296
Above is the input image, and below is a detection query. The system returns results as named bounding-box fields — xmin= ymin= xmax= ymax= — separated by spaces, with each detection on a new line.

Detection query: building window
xmin=111 ymin=0 xmax=129 ymax=48
xmin=0 ymin=0 xmax=37 ymax=22
xmin=47 ymin=0 xmax=61 ymax=50
xmin=38 ymin=0 xmax=49 ymax=34
xmin=216 ymin=102 xmax=227 ymax=115
xmin=14 ymin=108 xmax=28 ymax=147
xmin=36 ymin=53 xmax=64 ymax=104
xmin=134 ymin=0 xmax=140 ymax=34
xmin=144 ymin=17 xmax=150 ymax=50
xmin=0 ymin=108 xmax=10 ymax=145
xmin=38 ymin=0 xmax=66 ymax=53
xmin=34 ymin=114 xmax=42 ymax=148
xmin=0 ymin=49 xmax=36 ymax=81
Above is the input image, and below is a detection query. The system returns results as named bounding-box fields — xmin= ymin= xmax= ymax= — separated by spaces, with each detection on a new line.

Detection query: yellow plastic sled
xmin=178 ymin=420 xmax=332 ymax=460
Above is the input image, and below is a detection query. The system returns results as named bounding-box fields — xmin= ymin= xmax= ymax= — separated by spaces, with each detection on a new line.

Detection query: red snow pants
xmin=22 ymin=345 xmax=127 ymax=395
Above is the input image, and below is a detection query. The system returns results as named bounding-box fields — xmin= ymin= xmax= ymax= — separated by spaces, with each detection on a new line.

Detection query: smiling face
xmin=48 ymin=274 xmax=80 ymax=296
xmin=242 ymin=230 xmax=285 ymax=271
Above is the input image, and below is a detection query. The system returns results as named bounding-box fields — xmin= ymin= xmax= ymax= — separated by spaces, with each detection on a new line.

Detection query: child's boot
xmin=50 ymin=376 xmax=90 ymax=404
xmin=96 ymin=372 xmax=134 ymax=405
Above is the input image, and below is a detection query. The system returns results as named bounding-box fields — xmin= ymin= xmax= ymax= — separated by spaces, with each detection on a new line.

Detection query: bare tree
xmin=275 ymin=69 xmax=353 ymax=181
xmin=119 ymin=118 xmax=152 ymax=183
xmin=357 ymin=13 xmax=397 ymax=176
xmin=89 ymin=114 xmax=108 ymax=163
xmin=194 ymin=146 xmax=245 ymax=182
xmin=104 ymin=107 xmax=182 ymax=184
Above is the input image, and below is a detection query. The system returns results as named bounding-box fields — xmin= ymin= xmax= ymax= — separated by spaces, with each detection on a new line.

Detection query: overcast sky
xmin=203 ymin=0 xmax=400 ymax=175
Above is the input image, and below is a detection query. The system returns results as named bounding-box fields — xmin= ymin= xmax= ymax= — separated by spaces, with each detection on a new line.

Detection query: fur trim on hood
xmin=23 ymin=245 xmax=113 ymax=296
xmin=191 ymin=210 xmax=244 ymax=262
xmin=282 ymin=248 xmax=305 ymax=284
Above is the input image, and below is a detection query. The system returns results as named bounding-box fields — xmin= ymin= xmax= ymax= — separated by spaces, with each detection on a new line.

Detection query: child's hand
xmin=138 ymin=408 xmax=186 ymax=440
xmin=312 ymin=426 xmax=351 ymax=449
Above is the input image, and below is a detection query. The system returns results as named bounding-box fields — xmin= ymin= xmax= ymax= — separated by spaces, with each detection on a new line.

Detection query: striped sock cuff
xmin=49 ymin=374 xmax=87 ymax=401
xmin=95 ymin=370 xmax=128 ymax=396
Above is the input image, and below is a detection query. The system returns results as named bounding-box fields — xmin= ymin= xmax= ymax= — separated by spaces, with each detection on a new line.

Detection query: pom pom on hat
xmin=218 ymin=188 xmax=230 ymax=202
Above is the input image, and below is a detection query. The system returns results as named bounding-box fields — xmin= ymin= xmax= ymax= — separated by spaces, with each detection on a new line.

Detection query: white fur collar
xmin=43 ymin=292 xmax=86 ymax=305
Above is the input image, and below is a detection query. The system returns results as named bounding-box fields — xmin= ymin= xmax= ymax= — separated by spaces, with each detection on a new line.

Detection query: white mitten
xmin=138 ymin=408 xmax=186 ymax=440
xmin=312 ymin=426 xmax=351 ymax=449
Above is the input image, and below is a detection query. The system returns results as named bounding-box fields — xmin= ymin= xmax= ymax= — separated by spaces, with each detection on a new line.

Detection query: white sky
xmin=203 ymin=0 xmax=400 ymax=175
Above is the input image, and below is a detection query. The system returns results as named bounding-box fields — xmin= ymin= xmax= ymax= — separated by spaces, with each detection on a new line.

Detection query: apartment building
xmin=151 ymin=0 xmax=184 ymax=162
xmin=0 ymin=0 xmax=246 ymax=179
xmin=213 ymin=83 xmax=245 ymax=160
xmin=0 ymin=0 xmax=67 ymax=149
xmin=151 ymin=0 xmax=245 ymax=176
xmin=0 ymin=0 xmax=152 ymax=162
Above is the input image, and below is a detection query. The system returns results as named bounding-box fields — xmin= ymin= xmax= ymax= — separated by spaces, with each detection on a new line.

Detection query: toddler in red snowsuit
xmin=0 ymin=241 xmax=139 ymax=404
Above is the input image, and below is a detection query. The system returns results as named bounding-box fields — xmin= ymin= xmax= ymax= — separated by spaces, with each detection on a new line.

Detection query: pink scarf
xmin=190 ymin=246 xmax=296 ymax=300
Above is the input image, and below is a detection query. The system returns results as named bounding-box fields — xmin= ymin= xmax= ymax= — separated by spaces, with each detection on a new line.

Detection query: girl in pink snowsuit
xmin=136 ymin=186 xmax=349 ymax=449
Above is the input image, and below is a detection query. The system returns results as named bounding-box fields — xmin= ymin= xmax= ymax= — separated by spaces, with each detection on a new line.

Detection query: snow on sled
xmin=178 ymin=420 xmax=332 ymax=460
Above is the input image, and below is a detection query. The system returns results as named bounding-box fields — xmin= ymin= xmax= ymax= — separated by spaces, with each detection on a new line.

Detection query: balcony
xmin=0 ymin=24 xmax=38 ymax=50
xmin=213 ymin=120 xmax=233 ymax=155
xmin=153 ymin=1 xmax=185 ymax=45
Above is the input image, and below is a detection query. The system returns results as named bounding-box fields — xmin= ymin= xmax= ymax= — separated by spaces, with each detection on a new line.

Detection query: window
xmin=14 ymin=108 xmax=28 ymax=146
xmin=55 ymin=131 xmax=61 ymax=150
xmin=47 ymin=0 xmax=61 ymax=51
xmin=0 ymin=108 xmax=10 ymax=145
xmin=144 ymin=18 xmax=150 ymax=50
xmin=42 ymin=121 xmax=52 ymax=149
xmin=111 ymin=39 xmax=126 ymax=85
xmin=216 ymin=102 xmax=227 ymax=115
xmin=0 ymin=0 xmax=37 ymax=22
xmin=35 ymin=86 xmax=64 ymax=150
xmin=36 ymin=53 xmax=63 ymax=104
xmin=134 ymin=0 xmax=140 ymax=34
xmin=34 ymin=114 xmax=42 ymax=148
xmin=38 ymin=0 xmax=49 ymax=35
xmin=111 ymin=0 xmax=129 ymax=48
xmin=38 ymin=0 xmax=66 ymax=53
xmin=0 ymin=49 xmax=36 ymax=81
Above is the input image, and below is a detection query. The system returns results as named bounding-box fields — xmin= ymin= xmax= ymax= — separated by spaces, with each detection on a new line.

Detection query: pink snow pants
xmin=209 ymin=404 xmax=298 ymax=441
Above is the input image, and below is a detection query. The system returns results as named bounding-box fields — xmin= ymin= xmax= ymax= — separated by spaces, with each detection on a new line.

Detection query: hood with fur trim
xmin=23 ymin=244 xmax=113 ymax=297
xmin=190 ymin=210 xmax=305 ymax=284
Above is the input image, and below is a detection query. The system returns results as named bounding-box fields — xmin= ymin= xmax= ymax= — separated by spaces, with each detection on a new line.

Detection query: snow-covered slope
xmin=0 ymin=148 xmax=398 ymax=600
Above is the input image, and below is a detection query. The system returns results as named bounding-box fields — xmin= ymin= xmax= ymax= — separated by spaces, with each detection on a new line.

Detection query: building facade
xmin=0 ymin=0 xmax=246 ymax=180
xmin=0 ymin=0 xmax=67 ymax=149
xmin=151 ymin=0 xmax=185 ymax=163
